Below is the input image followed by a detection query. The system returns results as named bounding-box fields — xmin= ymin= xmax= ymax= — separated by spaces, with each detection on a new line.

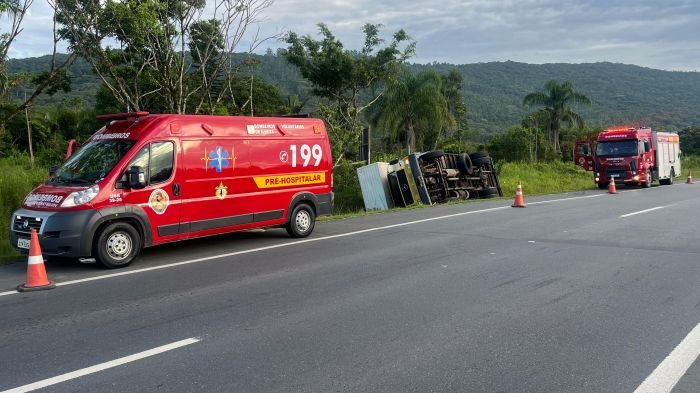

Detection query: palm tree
xmin=366 ymin=69 xmax=454 ymax=153
xmin=523 ymin=80 xmax=591 ymax=152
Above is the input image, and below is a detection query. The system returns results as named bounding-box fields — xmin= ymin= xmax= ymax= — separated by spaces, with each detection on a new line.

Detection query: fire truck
xmin=574 ymin=126 xmax=681 ymax=188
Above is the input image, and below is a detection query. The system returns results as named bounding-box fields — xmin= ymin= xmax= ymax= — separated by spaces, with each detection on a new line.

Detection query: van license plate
xmin=17 ymin=238 xmax=30 ymax=249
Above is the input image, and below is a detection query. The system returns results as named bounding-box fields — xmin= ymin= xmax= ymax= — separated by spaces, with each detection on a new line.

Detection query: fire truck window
xmin=150 ymin=141 xmax=174 ymax=184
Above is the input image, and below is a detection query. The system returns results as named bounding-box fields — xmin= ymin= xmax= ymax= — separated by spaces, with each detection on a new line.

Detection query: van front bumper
xmin=9 ymin=208 xmax=98 ymax=258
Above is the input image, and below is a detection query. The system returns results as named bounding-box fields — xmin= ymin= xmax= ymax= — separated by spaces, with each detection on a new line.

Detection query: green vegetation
xmin=0 ymin=157 xmax=48 ymax=263
xmin=366 ymin=69 xmax=454 ymax=153
xmin=523 ymin=80 xmax=591 ymax=152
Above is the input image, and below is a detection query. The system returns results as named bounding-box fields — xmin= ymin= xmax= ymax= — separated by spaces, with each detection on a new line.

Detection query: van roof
xmin=92 ymin=113 xmax=327 ymax=141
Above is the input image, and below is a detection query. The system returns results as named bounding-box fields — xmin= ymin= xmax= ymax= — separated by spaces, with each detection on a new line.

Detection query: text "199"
xmin=290 ymin=144 xmax=322 ymax=167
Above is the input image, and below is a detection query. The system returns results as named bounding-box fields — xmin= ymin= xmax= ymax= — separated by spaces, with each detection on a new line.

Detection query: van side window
xmin=150 ymin=142 xmax=174 ymax=184
xmin=117 ymin=141 xmax=174 ymax=188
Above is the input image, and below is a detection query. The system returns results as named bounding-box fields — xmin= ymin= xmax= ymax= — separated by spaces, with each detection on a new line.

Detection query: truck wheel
xmin=472 ymin=156 xmax=492 ymax=166
xmin=420 ymin=150 xmax=444 ymax=161
xmin=597 ymin=183 xmax=607 ymax=189
xmin=457 ymin=153 xmax=473 ymax=175
xmin=94 ymin=222 xmax=141 ymax=269
xmin=286 ymin=204 xmax=315 ymax=238
xmin=469 ymin=151 xmax=490 ymax=160
xmin=478 ymin=187 xmax=500 ymax=198
xmin=641 ymin=170 xmax=651 ymax=188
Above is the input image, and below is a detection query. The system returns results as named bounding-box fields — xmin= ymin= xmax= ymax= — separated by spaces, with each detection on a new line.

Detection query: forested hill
xmin=8 ymin=54 xmax=700 ymax=136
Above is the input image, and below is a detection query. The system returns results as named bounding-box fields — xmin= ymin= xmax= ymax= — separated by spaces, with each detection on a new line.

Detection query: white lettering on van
xmin=280 ymin=124 xmax=305 ymax=130
xmin=289 ymin=144 xmax=322 ymax=167
xmin=25 ymin=193 xmax=64 ymax=208
xmin=93 ymin=132 xmax=131 ymax=140
xmin=246 ymin=124 xmax=277 ymax=135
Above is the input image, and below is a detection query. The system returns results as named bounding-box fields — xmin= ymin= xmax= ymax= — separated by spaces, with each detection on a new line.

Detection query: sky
xmin=4 ymin=0 xmax=700 ymax=71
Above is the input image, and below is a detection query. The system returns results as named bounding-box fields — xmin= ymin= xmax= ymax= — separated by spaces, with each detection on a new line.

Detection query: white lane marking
xmin=0 ymin=337 xmax=200 ymax=393
xmin=633 ymin=322 xmax=700 ymax=393
xmin=620 ymin=205 xmax=672 ymax=218
xmin=0 ymin=192 xmax=616 ymax=298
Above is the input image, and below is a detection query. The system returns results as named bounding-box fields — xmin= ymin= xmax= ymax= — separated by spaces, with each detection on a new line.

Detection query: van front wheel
xmin=286 ymin=204 xmax=315 ymax=238
xmin=94 ymin=222 xmax=141 ymax=269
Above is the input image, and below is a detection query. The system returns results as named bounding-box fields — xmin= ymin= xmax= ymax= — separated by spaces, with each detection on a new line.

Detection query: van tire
xmin=286 ymin=204 xmax=315 ymax=238
xmin=94 ymin=222 xmax=141 ymax=269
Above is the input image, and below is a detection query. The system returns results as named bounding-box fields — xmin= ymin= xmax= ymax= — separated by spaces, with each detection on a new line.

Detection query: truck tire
xmin=472 ymin=156 xmax=492 ymax=166
xmin=420 ymin=150 xmax=444 ymax=161
xmin=597 ymin=183 xmax=607 ymax=189
xmin=469 ymin=151 xmax=490 ymax=160
xmin=286 ymin=203 xmax=315 ymax=238
xmin=641 ymin=170 xmax=651 ymax=188
xmin=478 ymin=187 xmax=500 ymax=198
xmin=457 ymin=153 xmax=473 ymax=175
xmin=661 ymin=169 xmax=675 ymax=185
xmin=94 ymin=222 xmax=141 ymax=269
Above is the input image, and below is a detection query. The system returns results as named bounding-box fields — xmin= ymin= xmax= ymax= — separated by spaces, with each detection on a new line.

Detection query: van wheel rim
xmin=296 ymin=211 xmax=311 ymax=232
xmin=106 ymin=232 xmax=132 ymax=261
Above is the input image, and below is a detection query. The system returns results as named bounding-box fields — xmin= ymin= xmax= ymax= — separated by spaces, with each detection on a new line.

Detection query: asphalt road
xmin=1 ymin=183 xmax=699 ymax=392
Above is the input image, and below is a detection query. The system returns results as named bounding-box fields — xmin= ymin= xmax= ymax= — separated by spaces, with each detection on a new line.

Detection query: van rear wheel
xmin=94 ymin=222 xmax=141 ymax=269
xmin=286 ymin=204 xmax=315 ymax=238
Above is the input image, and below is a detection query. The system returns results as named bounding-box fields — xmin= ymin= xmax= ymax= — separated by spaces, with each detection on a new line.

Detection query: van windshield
xmin=49 ymin=140 xmax=136 ymax=186
xmin=596 ymin=140 xmax=639 ymax=157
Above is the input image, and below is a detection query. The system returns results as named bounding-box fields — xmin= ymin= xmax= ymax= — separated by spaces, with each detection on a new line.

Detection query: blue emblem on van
xmin=209 ymin=146 xmax=231 ymax=172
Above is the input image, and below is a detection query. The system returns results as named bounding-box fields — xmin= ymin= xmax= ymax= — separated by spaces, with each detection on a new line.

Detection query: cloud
xmin=5 ymin=0 xmax=700 ymax=71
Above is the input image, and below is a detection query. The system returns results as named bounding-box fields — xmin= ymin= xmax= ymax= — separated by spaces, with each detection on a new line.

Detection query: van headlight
xmin=61 ymin=184 xmax=100 ymax=207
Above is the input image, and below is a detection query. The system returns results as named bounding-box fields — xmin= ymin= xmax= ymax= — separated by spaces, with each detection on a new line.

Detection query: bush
xmin=332 ymin=160 xmax=365 ymax=214
xmin=496 ymin=160 xmax=594 ymax=195
xmin=0 ymin=155 xmax=48 ymax=262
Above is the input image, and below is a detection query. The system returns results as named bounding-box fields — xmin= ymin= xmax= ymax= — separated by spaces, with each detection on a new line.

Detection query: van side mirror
xmin=49 ymin=166 xmax=59 ymax=177
xmin=644 ymin=141 xmax=651 ymax=152
xmin=126 ymin=166 xmax=147 ymax=189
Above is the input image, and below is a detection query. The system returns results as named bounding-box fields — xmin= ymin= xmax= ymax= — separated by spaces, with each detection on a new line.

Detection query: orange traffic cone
xmin=608 ymin=177 xmax=617 ymax=194
xmin=17 ymin=229 xmax=55 ymax=292
xmin=686 ymin=170 xmax=694 ymax=184
xmin=512 ymin=180 xmax=526 ymax=207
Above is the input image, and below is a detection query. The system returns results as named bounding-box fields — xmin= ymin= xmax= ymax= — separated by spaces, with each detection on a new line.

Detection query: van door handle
xmin=172 ymin=183 xmax=180 ymax=197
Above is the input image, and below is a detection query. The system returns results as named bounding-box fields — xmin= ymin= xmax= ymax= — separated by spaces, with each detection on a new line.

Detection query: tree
xmin=440 ymin=69 xmax=468 ymax=142
xmin=679 ymin=126 xmax=700 ymax=156
xmin=1 ymin=0 xmax=76 ymax=143
xmin=366 ymin=68 xmax=454 ymax=153
xmin=53 ymin=0 xmax=274 ymax=114
xmin=523 ymin=80 xmax=591 ymax=152
xmin=282 ymin=23 xmax=415 ymax=165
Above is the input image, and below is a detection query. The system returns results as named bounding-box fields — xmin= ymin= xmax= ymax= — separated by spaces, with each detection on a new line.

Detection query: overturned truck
xmin=357 ymin=150 xmax=503 ymax=211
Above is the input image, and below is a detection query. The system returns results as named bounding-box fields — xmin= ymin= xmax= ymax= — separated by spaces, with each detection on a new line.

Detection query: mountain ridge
xmin=7 ymin=54 xmax=700 ymax=136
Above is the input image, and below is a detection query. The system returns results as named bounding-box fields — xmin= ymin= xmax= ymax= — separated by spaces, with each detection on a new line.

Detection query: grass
xmin=496 ymin=160 xmax=595 ymax=196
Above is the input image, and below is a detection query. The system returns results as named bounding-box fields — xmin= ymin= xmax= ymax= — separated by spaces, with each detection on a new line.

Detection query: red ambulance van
xmin=10 ymin=112 xmax=333 ymax=268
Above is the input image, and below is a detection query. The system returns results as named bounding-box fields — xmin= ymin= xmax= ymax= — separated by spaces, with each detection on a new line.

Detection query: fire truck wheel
xmin=286 ymin=204 xmax=316 ymax=238
xmin=420 ymin=150 xmax=445 ymax=161
xmin=641 ymin=170 xmax=651 ymax=188
xmin=598 ymin=183 xmax=607 ymax=189
xmin=94 ymin=222 xmax=141 ymax=269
